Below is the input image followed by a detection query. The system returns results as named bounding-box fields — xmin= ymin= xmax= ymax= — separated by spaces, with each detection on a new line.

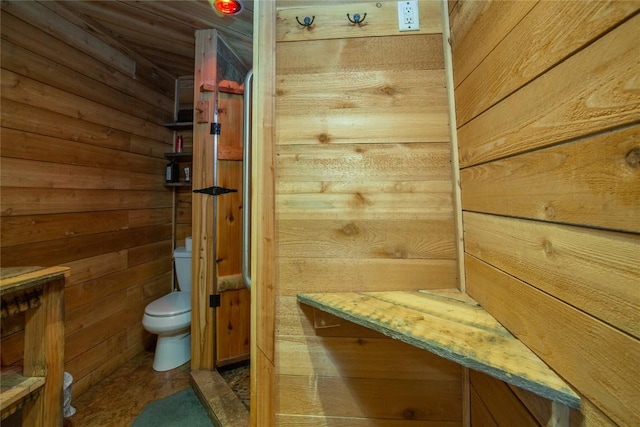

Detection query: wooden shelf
xmin=297 ymin=289 xmax=580 ymax=409
xmin=1 ymin=371 xmax=46 ymax=420
xmin=163 ymin=121 xmax=193 ymax=130
xmin=0 ymin=266 xmax=68 ymax=425
xmin=164 ymin=152 xmax=192 ymax=160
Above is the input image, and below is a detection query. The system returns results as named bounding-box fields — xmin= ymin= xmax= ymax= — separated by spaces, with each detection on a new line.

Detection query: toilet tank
xmin=174 ymin=246 xmax=192 ymax=292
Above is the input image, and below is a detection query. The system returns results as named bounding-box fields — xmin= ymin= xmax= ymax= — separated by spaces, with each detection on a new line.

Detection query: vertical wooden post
xmin=192 ymin=29 xmax=218 ymax=371
xmin=440 ymin=1 xmax=469 ymax=425
xmin=20 ymin=271 xmax=66 ymax=426
xmin=250 ymin=1 xmax=277 ymax=425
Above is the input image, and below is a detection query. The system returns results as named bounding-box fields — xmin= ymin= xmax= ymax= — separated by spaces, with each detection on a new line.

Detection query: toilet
xmin=142 ymin=237 xmax=192 ymax=371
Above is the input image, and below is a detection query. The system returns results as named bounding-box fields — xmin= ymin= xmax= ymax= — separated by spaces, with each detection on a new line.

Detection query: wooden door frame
xmin=191 ymin=28 xmax=219 ymax=371
xmin=250 ymin=1 xmax=277 ymax=425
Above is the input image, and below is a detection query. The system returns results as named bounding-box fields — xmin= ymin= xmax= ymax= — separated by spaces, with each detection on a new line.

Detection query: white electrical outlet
xmin=397 ymin=0 xmax=420 ymax=32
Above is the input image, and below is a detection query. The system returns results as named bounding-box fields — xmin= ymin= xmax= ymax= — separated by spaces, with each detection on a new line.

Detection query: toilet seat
xmin=145 ymin=291 xmax=191 ymax=317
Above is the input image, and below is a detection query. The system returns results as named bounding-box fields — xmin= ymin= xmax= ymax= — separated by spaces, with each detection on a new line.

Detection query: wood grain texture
xmin=277 ymin=34 xmax=444 ymax=75
xmin=277 ymin=0 xmax=442 ymax=42
xmin=274 ymin=9 xmax=460 ymax=423
xmin=450 ymin=0 xmax=538 ymax=87
xmin=276 ymin=68 xmax=448 ymax=145
xmin=277 ymin=192 xmax=454 ymax=220
xmin=1 ymin=268 xmax=68 ymax=426
xmin=278 ymin=258 xmax=457 ymax=296
xmin=276 ymin=415 xmax=461 ymax=426
xmin=1 ymin=188 xmax=170 ymax=218
xmin=277 ymin=374 xmax=461 ymax=421
xmin=0 ymin=11 xmax=173 ymax=113
xmin=0 ymin=128 xmax=166 ymax=175
xmin=251 ymin=1 xmax=277 ymax=425
xmin=457 ymin=15 xmax=640 ymax=167
xmin=2 ymin=1 xmax=174 ymax=95
xmin=465 ymin=255 xmax=640 ymax=426
xmin=1 ymin=69 xmax=170 ymax=142
xmin=277 ymin=334 xmax=461 ymax=381
xmin=278 ymin=219 xmax=455 ymax=260
xmin=297 ymin=290 xmax=580 ymax=408
xmin=470 ymin=386 xmax=498 ymax=427
xmin=1 ymin=98 xmax=169 ymax=159
xmin=277 ymin=143 xmax=453 ymax=181
xmin=461 ymin=125 xmax=640 ymax=233
xmin=0 ymin=39 xmax=171 ymax=126
xmin=454 ymin=1 xmax=640 ymax=127
xmin=470 ymin=371 xmax=538 ymax=427
xmin=463 ymin=212 xmax=640 ymax=338
xmin=216 ymin=160 xmax=243 ymax=277
xmin=216 ymin=289 xmax=251 ymax=366
xmin=191 ymin=29 xmax=218 ymax=371
xmin=0 ymin=3 xmax=173 ymax=394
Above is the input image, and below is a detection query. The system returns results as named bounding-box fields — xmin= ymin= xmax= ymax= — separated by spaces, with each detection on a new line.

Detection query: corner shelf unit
xmin=1 ymin=266 xmax=68 ymax=425
xmin=297 ymin=289 xmax=580 ymax=409
xmin=164 ymin=152 xmax=192 ymax=187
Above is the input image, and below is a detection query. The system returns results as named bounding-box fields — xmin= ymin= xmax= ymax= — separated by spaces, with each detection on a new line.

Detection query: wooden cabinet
xmin=1 ymin=266 xmax=68 ymax=426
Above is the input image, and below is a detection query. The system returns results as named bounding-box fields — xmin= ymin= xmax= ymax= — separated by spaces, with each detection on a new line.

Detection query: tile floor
xmin=62 ymin=350 xmax=250 ymax=426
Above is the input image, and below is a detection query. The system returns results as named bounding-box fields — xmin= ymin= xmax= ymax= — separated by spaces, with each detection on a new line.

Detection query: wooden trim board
xmin=191 ymin=370 xmax=249 ymax=427
xmin=297 ymin=289 xmax=580 ymax=409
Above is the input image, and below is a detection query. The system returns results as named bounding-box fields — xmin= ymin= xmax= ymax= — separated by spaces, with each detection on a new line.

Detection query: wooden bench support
xmin=1 ymin=266 xmax=68 ymax=426
xmin=297 ymin=289 xmax=580 ymax=409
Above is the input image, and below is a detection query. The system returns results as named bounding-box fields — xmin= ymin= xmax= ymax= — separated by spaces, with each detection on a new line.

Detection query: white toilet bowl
xmin=142 ymin=291 xmax=191 ymax=371
xmin=143 ymin=241 xmax=193 ymax=371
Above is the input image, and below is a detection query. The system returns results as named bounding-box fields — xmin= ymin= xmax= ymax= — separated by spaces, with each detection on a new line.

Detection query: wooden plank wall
xmin=0 ymin=2 xmax=176 ymax=397
xmin=449 ymin=1 xmax=640 ymax=426
xmin=274 ymin=1 xmax=463 ymax=424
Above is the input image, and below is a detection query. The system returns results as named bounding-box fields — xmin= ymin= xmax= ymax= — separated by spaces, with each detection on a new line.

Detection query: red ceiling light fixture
xmin=213 ymin=0 xmax=243 ymax=15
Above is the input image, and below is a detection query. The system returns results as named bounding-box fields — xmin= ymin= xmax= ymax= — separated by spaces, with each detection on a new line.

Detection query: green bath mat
xmin=132 ymin=387 xmax=215 ymax=427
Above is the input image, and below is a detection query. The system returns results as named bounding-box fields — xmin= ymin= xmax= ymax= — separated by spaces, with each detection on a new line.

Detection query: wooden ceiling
xmin=60 ymin=0 xmax=254 ymax=79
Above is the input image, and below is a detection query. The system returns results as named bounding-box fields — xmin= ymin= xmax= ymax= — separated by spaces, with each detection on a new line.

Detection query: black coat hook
xmin=295 ymin=16 xmax=315 ymax=27
xmin=347 ymin=13 xmax=367 ymax=25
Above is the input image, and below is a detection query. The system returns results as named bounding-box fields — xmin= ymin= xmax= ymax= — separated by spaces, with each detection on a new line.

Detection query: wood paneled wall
xmin=449 ymin=1 xmax=640 ymax=425
xmin=0 ymin=1 xmax=175 ymax=396
xmin=274 ymin=1 xmax=463 ymax=424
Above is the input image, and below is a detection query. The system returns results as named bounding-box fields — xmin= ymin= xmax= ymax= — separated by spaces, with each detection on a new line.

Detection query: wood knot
xmin=318 ymin=133 xmax=330 ymax=144
xmin=543 ymin=239 xmax=555 ymax=256
xmin=380 ymin=85 xmax=396 ymax=96
xmin=341 ymin=222 xmax=359 ymax=236
xmin=402 ymin=408 xmax=417 ymax=419
xmin=544 ymin=204 xmax=556 ymax=219
xmin=626 ymin=147 xmax=640 ymax=168
xmin=389 ymin=247 xmax=407 ymax=259
xmin=354 ymin=192 xmax=368 ymax=205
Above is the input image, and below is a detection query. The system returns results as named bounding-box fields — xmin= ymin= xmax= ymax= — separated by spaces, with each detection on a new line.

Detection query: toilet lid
xmin=145 ymin=291 xmax=191 ymax=317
